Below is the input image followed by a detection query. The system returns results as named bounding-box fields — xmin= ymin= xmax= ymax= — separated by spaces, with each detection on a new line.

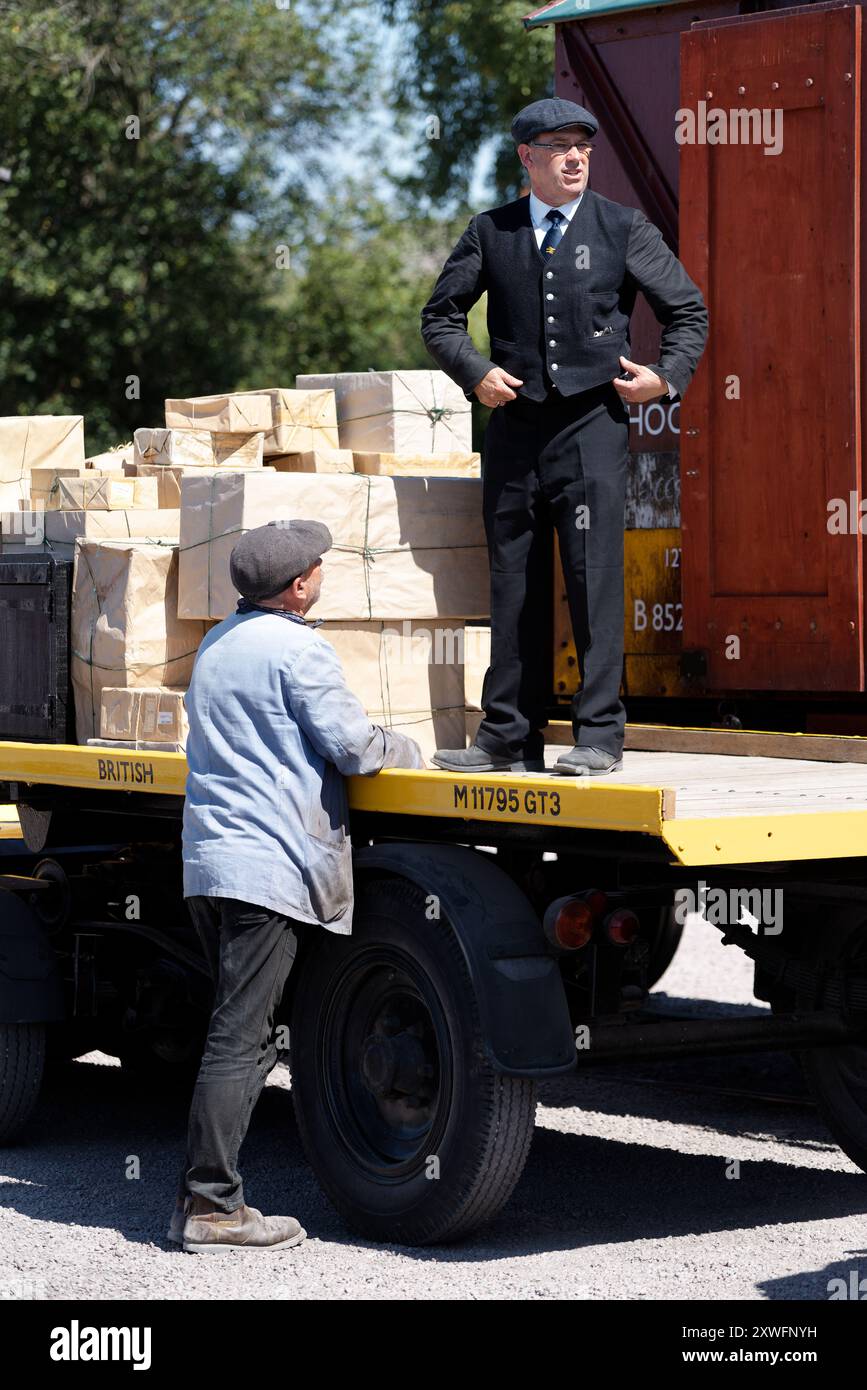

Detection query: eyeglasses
xmin=529 ymin=141 xmax=594 ymax=157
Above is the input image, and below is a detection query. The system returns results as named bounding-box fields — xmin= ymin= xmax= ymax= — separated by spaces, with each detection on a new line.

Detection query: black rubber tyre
xmin=643 ymin=905 xmax=684 ymax=988
xmin=291 ymin=877 xmax=537 ymax=1246
xmin=0 ymin=1022 xmax=46 ymax=1144
xmin=791 ymin=905 xmax=867 ymax=1173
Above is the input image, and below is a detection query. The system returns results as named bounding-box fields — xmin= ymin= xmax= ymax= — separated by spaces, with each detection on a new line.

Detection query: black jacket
xmin=420 ymin=188 xmax=708 ymax=402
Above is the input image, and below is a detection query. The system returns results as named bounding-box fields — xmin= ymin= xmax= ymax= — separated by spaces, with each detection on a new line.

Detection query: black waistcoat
xmin=477 ymin=188 xmax=637 ymax=401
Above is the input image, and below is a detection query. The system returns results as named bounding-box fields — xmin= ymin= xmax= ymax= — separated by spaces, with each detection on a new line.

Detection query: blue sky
xmin=325 ymin=13 xmax=500 ymax=214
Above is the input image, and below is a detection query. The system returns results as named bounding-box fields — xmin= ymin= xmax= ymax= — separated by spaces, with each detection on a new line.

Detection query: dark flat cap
xmin=230 ymin=519 xmax=333 ymax=601
xmin=511 ymin=98 xmax=598 ymax=146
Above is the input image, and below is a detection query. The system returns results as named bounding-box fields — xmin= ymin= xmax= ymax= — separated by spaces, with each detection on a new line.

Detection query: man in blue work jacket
xmin=168 ymin=519 xmax=423 ymax=1254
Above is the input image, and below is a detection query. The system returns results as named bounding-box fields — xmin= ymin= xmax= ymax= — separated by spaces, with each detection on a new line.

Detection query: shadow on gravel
xmin=0 ymin=1051 xmax=864 ymax=1263
xmin=498 ymin=1120 xmax=867 ymax=1255
xmin=646 ymin=992 xmax=770 ymax=1020
xmin=760 ymin=1253 xmax=867 ymax=1301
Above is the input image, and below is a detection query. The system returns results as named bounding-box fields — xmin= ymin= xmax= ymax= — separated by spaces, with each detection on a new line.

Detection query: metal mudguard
xmin=354 ymin=842 xmax=576 ymax=1078
xmin=0 ymin=889 xmax=64 ymax=1023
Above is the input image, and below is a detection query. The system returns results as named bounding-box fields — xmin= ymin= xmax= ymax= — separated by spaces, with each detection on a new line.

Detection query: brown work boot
xmin=182 ymin=1195 xmax=306 ymax=1253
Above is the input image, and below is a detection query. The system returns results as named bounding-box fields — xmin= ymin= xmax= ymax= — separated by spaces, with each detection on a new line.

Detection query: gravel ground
xmin=1 ymin=913 xmax=866 ymax=1301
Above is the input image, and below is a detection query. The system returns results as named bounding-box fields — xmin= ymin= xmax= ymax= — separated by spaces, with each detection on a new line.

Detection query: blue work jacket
xmin=182 ymin=608 xmax=423 ymax=933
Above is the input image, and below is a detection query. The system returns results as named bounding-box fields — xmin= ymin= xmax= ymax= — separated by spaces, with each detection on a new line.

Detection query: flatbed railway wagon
xmin=4 ymin=0 xmax=867 ymax=1247
xmin=2 ymin=729 xmax=867 ymax=1245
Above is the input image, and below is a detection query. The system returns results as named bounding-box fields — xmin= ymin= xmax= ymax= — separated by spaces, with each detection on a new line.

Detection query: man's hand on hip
xmin=474 ymin=367 xmax=524 ymax=408
xmin=612 ymin=356 xmax=668 ymax=403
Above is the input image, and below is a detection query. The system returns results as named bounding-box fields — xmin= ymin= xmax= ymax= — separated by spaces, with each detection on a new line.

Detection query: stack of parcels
xmin=176 ymin=468 xmax=489 ymax=758
xmin=29 ymin=470 xmax=158 ymax=511
xmin=161 ymin=378 xmax=480 ymax=476
xmin=132 ymin=427 xmax=270 ymax=508
xmin=28 ymin=379 xmax=488 ymax=754
xmin=0 ymin=416 xmax=85 ymax=510
xmin=72 ymin=540 xmax=208 ymax=742
xmin=296 ymin=371 xmax=479 ymax=477
xmin=25 ymin=467 xmax=82 ymax=508
xmin=85 ymin=628 xmax=467 ymax=761
xmin=164 ymin=387 xmax=339 ymax=459
xmin=0 ymin=417 xmax=179 ymax=559
xmin=177 ymin=470 xmax=488 ymax=622
xmin=88 ymin=686 xmax=189 ymax=753
xmin=1 ymin=507 xmax=180 ymax=558
xmin=165 ymin=385 xmax=353 ymax=473
xmin=317 ymin=622 xmax=466 ymax=762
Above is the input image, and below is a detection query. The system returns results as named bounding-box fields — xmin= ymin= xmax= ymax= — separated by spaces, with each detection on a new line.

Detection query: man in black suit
xmin=421 ymin=97 xmax=708 ymax=775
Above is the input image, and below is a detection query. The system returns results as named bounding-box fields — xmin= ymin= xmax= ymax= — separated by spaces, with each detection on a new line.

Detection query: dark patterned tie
xmin=540 ymin=209 xmax=566 ymax=257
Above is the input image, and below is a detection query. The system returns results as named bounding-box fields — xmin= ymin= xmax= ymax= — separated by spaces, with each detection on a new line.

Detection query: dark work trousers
xmin=176 ymin=896 xmax=299 ymax=1213
xmin=474 ymin=380 xmax=630 ymax=761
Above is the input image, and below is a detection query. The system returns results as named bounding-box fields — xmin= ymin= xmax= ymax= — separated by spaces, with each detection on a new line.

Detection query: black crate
xmin=0 ymin=552 xmax=74 ymax=743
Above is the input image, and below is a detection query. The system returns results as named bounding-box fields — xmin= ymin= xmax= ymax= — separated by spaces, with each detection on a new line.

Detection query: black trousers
xmin=474 ymin=380 xmax=629 ymax=761
xmin=177 ymin=896 xmax=299 ymax=1213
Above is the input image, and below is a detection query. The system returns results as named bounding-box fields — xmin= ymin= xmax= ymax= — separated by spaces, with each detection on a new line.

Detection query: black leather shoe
xmin=431 ymin=744 xmax=545 ymax=773
xmin=551 ymin=745 xmax=623 ymax=777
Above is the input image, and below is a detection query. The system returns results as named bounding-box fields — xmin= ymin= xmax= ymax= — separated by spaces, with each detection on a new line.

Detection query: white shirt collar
xmin=528 ymin=190 xmax=585 ymax=228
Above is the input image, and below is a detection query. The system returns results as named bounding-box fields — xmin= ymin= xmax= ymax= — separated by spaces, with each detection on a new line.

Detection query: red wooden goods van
xmin=530 ymin=0 xmax=867 ymax=725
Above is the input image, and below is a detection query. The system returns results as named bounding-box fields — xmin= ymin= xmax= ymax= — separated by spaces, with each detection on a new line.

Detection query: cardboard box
xmin=353 ymin=451 xmax=481 ymax=477
xmin=318 ymin=619 xmax=466 ymax=762
xmin=237 ymin=388 xmax=340 ymax=455
xmin=0 ymin=415 xmax=86 ymax=509
xmin=270 ymin=449 xmax=354 ymax=473
xmin=134 ymin=427 xmax=264 ymax=470
xmin=99 ymin=685 xmax=188 ymax=744
xmin=164 ymin=392 xmax=273 ymax=434
xmin=135 ymin=463 xmax=275 ymax=509
xmin=87 ymin=737 xmax=185 ymax=753
xmin=27 ymin=467 xmax=86 ymax=509
xmin=1 ymin=508 xmax=181 ymax=558
xmin=295 ymin=371 xmax=472 ymax=456
xmin=177 ymin=470 xmax=489 ymax=621
xmin=71 ymin=541 xmax=208 ymax=741
xmin=85 ymin=443 xmax=135 ymax=472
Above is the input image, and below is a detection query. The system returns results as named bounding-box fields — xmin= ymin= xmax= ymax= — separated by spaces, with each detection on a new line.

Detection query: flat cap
xmin=230 ymin=519 xmax=332 ymax=601
xmin=511 ymin=98 xmax=598 ymax=146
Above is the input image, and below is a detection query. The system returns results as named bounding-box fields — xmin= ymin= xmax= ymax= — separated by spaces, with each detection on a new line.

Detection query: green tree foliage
xmin=247 ymin=191 xmax=493 ymax=448
xmin=0 ymin=1 xmax=535 ymax=450
xmin=252 ymin=191 xmax=474 ymax=380
xmin=0 ymin=1 xmax=378 ymax=449
xmin=379 ymin=0 xmax=553 ymax=206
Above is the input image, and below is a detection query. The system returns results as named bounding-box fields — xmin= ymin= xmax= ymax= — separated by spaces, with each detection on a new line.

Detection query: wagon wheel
xmin=787 ymin=904 xmax=867 ymax=1173
xmin=291 ymin=877 xmax=537 ymax=1245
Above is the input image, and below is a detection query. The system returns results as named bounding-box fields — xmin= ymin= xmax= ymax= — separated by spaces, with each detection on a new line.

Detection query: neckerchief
xmin=235 ymin=597 xmax=323 ymax=628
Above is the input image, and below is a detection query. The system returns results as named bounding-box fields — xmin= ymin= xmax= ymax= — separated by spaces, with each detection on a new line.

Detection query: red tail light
xmin=604 ymin=908 xmax=640 ymax=946
xmin=579 ymin=888 xmax=609 ymax=919
xmin=543 ymin=895 xmax=595 ymax=950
